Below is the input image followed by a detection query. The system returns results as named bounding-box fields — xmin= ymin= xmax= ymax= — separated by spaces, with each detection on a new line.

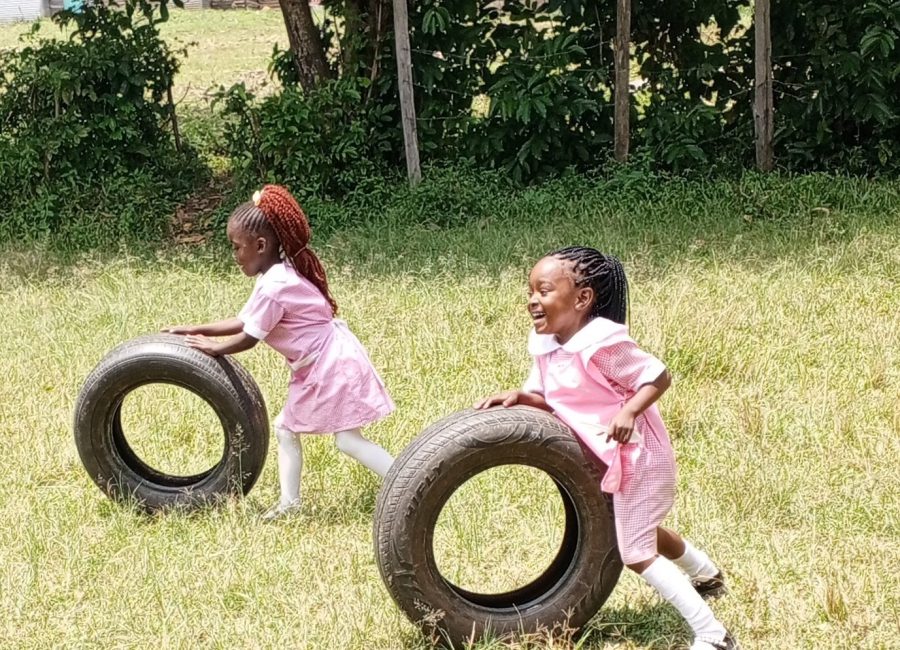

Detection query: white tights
xmin=274 ymin=426 xmax=394 ymax=506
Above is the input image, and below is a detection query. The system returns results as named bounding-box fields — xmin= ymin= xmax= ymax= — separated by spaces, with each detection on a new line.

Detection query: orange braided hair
xmin=254 ymin=184 xmax=338 ymax=316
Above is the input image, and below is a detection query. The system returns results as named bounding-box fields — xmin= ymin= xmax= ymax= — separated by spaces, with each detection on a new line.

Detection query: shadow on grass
xmin=323 ymin=171 xmax=900 ymax=281
xmin=390 ymin=602 xmax=688 ymax=649
xmin=580 ymin=602 xmax=690 ymax=648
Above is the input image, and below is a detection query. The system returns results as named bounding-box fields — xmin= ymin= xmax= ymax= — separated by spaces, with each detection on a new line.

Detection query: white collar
xmin=527 ymin=317 xmax=626 ymax=356
xmin=258 ymin=262 xmax=289 ymax=284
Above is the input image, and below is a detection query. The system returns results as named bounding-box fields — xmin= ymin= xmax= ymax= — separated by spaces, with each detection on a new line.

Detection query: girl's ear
xmin=255 ymin=236 xmax=269 ymax=254
xmin=575 ymin=286 xmax=594 ymax=312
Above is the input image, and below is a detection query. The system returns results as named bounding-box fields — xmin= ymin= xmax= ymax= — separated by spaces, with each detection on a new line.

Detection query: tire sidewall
xmin=74 ymin=335 xmax=269 ymax=510
xmin=376 ymin=407 xmax=622 ymax=644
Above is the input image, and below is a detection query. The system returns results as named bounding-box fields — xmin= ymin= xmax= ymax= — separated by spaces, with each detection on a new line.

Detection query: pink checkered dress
xmin=238 ymin=263 xmax=394 ymax=434
xmin=524 ymin=318 xmax=676 ymax=565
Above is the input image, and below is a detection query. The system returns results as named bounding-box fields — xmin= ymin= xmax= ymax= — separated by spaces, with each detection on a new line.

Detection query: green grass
xmin=1 ymin=173 xmax=898 ymax=649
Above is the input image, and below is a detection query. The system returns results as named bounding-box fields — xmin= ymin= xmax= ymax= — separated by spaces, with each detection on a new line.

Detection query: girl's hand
xmin=606 ymin=409 xmax=636 ymax=443
xmin=474 ymin=391 xmax=551 ymax=412
xmin=474 ymin=390 xmax=523 ymax=410
xmin=184 ymin=334 xmax=223 ymax=356
xmin=163 ymin=325 xmax=199 ymax=335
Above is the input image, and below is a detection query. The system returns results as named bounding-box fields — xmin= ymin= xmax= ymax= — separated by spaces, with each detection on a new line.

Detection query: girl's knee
xmin=626 ymin=557 xmax=657 ymax=574
xmin=334 ymin=428 xmax=363 ymax=454
xmin=275 ymin=426 xmax=297 ymax=442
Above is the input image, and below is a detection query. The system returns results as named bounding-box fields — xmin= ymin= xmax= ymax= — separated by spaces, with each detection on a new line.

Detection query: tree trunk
xmin=279 ymin=0 xmax=330 ymax=91
xmin=391 ymin=0 xmax=420 ymax=185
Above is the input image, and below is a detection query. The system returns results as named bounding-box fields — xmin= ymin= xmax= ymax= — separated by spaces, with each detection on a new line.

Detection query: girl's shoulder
xmin=528 ymin=318 xmax=630 ymax=359
xmin=258 ymin=263 xmax=317 ymax=295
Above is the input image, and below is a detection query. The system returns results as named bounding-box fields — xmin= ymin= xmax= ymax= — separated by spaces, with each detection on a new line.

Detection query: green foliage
xmin=215 ymin=0 xmax=898 ymax=192
xmin=630 ymin=0 xmax=750 ymax=172
xmin=214 ymin=76 xmax=400 ymax=201
xmin=409 ymin=1 xmax=616 ymax=183
xmin=0 ymin=0 xmax=200 ymax=244
xmin=405 ymin=0 xmax=900 ymax=177
xmin=766 ymin=0 xmax=900 ymax=172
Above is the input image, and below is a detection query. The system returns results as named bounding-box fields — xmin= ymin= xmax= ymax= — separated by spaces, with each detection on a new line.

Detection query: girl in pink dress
xmin=476 ymin=246 xmax=738 ymax=650
xmin=167 ymin=185 xmax=395 ymax=520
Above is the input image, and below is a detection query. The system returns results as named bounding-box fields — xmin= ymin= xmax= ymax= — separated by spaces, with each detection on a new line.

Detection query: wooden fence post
xmin=754 ymin=0 xmax=774 ymax=172
xmin=614 ymin=0 xmax=631 ymax=163
xmin=391 ymin=0 xmax=422 ymax=186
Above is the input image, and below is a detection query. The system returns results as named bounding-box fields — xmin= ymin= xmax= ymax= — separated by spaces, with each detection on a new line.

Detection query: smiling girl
xmin=476 ymin=246 xmax=738 ymax=650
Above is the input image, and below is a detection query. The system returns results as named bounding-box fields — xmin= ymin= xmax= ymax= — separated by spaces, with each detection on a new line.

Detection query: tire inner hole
xmin=432 ymin=464 xmax=571 ymax=601
xmin=117 ymin=383 xmax=225 ymax=478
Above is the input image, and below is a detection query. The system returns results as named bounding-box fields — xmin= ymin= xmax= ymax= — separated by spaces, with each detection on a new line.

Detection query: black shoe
xmin=692 ymin=571 xmax=728 ymax=599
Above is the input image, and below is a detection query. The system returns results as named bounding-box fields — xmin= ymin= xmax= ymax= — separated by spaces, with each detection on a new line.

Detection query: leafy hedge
xmin=0 ymin=0 xmax=201 ymax=244
xmin=215 ymin=77 xmax=399 ymax=201
xmin=767 ymin=1 xmax=900 ymax=172
xmin=223 ymin=0 xmax=898 ymax=195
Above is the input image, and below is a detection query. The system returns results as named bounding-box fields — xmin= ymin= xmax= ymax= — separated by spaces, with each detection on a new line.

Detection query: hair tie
xmin=252 ymin=190 xmax=262 ymax=206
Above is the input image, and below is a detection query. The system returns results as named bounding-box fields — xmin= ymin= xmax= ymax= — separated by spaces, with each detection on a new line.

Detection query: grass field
xmin=1 ymin=7 xmax=899 ymax=650
xmin=1 ymin=173 xmax=899 ymax=649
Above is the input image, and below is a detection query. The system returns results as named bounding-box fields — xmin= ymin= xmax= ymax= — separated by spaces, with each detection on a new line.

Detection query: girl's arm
xmin=607 ymin=369 xmax=672 ymax=443
xmin=183 ymin=332 xmax=259 ymax=357
xmin=164 ymin=318 xmax=244 ymax=337
xmin=474 ymin=390 xmax=552 ymax=412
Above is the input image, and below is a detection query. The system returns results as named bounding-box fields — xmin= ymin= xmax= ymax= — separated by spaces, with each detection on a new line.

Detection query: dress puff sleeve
xmin=587 ymin=337 xmax=667 ymax=395
xmin=238 ymin=287 xmax=285 ymax=341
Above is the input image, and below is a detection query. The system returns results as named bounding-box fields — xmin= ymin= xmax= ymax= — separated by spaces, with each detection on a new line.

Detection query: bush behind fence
xmin=1 ymin=0 xmax=897 ymax=245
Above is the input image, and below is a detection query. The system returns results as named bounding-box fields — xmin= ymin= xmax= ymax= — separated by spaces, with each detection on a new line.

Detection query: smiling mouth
xmin=531 ymin=311 xmax=546 ymax=322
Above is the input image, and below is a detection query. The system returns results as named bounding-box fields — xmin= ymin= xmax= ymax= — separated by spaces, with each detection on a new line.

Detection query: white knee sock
xmin=673 ymin=540 xmax=720 ymax=578
xmin=333 ymin=428 xmax=394 ymax=477
xmin=640 ymin=556 xmax=726 ymax=644
xmin=275 ymin=426 xmax=303 ymax=505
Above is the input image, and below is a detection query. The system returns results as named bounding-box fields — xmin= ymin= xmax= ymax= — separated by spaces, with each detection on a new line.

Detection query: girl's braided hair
xmin=550 ymin=246 xmax=628 ymax=325
xmin=230 ymin=184 xmax=338 ymax=316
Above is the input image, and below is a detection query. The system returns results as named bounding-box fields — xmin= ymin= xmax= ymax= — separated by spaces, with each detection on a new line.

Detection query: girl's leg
xmin=262 ymin=426 xmax=304 ymax=519
xmin=631 ymin=556 xmax=729 ymax=648
xmin=614 ymin=431 xmax=734 ymax=648
xmin=660 ymin=526 xmax=727 ymax=598
xmin=333 ymin=428 xmax=394 ymax=477
xmin=660 ymin=526 xmax=720 ymax=576
xmin=658 ymin=526 xmax=687 ymax=559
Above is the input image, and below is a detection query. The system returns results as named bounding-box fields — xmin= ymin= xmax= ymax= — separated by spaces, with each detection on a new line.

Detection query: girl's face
xmin=227 ymin=219 xmax=277 ymax=276
xmin=527 ymin=256 xmax=594 ymax=344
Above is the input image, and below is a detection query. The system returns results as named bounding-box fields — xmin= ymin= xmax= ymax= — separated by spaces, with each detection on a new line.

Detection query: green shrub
xmin=0 ymin=0 xmax=202 ymax=244
xmin=214 ymin=77 xmax=400 ymax=202
xmin=766 ymin=0 xmax=900 ymax=172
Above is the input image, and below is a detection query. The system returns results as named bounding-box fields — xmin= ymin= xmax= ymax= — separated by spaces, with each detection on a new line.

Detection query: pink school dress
xmin=523 ymin=317 xmax=677 ymax=565
xmin=238 ymin=262 xmax=395 ymax=434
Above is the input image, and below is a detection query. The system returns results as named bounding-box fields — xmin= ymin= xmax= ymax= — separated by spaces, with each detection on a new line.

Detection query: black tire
xmin=73 ymin=334 xmax=270 ymax=512
xmin=374 ymin=406 xmax=622 ymax=646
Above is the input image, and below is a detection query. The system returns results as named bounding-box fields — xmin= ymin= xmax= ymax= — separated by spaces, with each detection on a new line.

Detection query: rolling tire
xmin=374 ymin=406 xmax=622 ymax=646
xmin=73 ymin=334 xmax=269 ymax=512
